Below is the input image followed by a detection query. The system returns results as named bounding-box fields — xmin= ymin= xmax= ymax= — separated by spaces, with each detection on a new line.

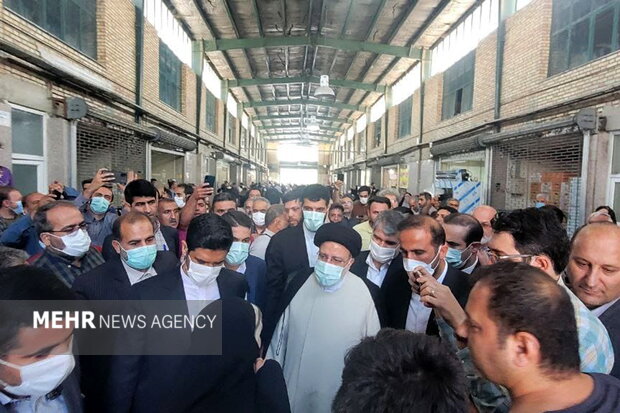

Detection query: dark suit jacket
xmin=263 ymin=224 xmax=309 ymax=343
xmin=101 ymin=226 xmax=180 ymax=261
xmin=162 ymin=298 xmax=290 ymax=413
xmin=244 ymin=254 xmax=267 ymax=313
xmin=71 ymin=251 xmax=179 ymax=412
xmin=382 ymin=263 xmax=471 ymax=336
xmin=106 ymin=267 xmax=248 ymax=413
xmin=600 ymin=299 xmax=620 ymax=379
xmin=0 ymin=369 xmax=83 ymax=413
xmin=350 ymin=250 xmax=403 ymax=294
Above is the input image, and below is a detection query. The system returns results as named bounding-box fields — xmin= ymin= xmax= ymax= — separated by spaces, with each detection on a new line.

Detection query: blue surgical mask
xmin=226 ymin=241 xmax=249 ymax=266
xmin=121 ymin=244 xmax=157 ymax=270
xmin=303 ymin=211 xmax=325 ymax=232
xmin=535 ymin=202 xmax=545 ymax=208
xmin=314 ymin=259 xmax=346 ymax=288
xmin=446 ymin=247 xmax=469 ymax=268
xmin=90 ymin=196 xmax=110 ymax=214
xmin=10 ymin=200 xmax=23 ymax=215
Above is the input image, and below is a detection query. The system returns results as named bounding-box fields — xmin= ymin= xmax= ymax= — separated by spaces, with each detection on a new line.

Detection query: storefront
xmin=436 ymin=150 xmax=487 ymax=213
xmin=149 ymin=146 xmax=185 ymax=183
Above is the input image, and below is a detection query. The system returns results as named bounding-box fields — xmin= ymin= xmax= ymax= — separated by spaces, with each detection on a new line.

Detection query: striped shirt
xmin=33 ymin=247 xmax=105 ymax=287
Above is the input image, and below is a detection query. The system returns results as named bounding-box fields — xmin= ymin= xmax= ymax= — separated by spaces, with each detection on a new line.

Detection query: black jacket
xmin=349 ymin=250 xmax=403 ymax=294
xmin=106 ymin=267 xmax=248 ymax=413
xmin=263 ymin=224 xmax=309 ymax=342
xmin=101 ymin=225 xmax=180 ymax=261
xmin=162 ymin=298 xmax=290 ymax=413
xmin=382 ymin=263 xmax=471 ymax=336
xmin=599 ymin=299 xmax=620 ymax=379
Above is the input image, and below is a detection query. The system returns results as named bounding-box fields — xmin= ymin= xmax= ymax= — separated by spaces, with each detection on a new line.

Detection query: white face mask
xmin=252 ymin=211 xmax=266 ymax=227
xmin=185 ymin=256 xmax=222 ymax=287
xmin=174 ymin=196 xmax=186 ymax=208
xmin=0 ymin=353 xmax=75 ymax=397
xmin=49 ymin=229 xmax=91 ymax=258
xmin=369 ymin=239 xmax=397 ymax=263
xmin=403 ymin=248 xmax=441 ymax=275
xmin=359 ymin=197 xmax=369 ymax=205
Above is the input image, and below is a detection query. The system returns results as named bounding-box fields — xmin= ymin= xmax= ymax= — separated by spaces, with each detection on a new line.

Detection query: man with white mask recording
xmin=33 ymin=201 xmax=104 ymax=287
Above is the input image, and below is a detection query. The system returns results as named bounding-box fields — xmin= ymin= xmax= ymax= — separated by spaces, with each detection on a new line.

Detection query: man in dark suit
xmin=442 ymin=213 xmax=483 ymax=275
xmin=0 ymin=266 xmax=83 ymax=413
xmin=102 ymin=179 xmax=179 ymax=260
xmin=106 ymin=213 xmax=248 ymax=413
xmin=264 ymin=184 xmax=331 ymax=340
xmin=566 ymin=222 xmax=620 ymax=379
xmin=382 ymin=215 xmax=470 ymax=336
xmin=73 ymin=211 xmax=179 ymax=412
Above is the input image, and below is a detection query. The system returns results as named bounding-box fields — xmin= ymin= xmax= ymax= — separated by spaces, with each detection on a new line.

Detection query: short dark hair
xmin=0 ymin=186 xmax=17 ymax=205
xmin=437 ymin=205 xmax=458 ymax=215
xmin=472 ymin=262 xmax=580 ymax=376
xmin=358 ymin=186 xmax=371 ymax=195
xmin=368 ymin=196 xmax=391 ymax=210
xmin=0 ymin=266 xmax=75 ymax=353
xmin=212 ymin=192 xmax=237 ymax=206
xmin=301 ymin=184 xmax=330 ymax=205
xmin=420 ymin=192 xmax=432 ymax=201
xmin=595 ymin=205 xmax=617 ymax=224
xmin=0 ymin=246 xmax=28 ymax=268
xmin=221 ymin=210 xmax=252 ymax=229
xmin=329 ymin=204 xmax=344 ymax=214
xmin=540 ymin=205 xmax=566 ymax=224
xmin=33 ymin=201 xmax=78 ymax=235
xmin=177 ymin=183 xmax=194 ymax=197
xmin=492 ymin=208 xmax=569 ymax=274
xmin=444 ymin=213 xmax=483 ymax=245
xmin=112 ymin=211 xmax=154 ymax=241
xmin=186 ymin=213 xmax=233 ymax=252
xmin=282 ymin=188 xmax=303 ymax=204
xmin=333 ymin=328 xmax=468 ymax=413
xmin=397 ymin=215 xmax=446 ymax=248
xmin=124 ymin=179 xmax=157 ymax=205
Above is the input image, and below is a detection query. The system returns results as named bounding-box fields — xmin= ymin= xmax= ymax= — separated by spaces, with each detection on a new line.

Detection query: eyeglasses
xmin=318 ymin=252 xmax=347 ymax=265
xmin=481 ymin=246 xmax=533 ymax=264
xmin=49 ymin=222 xmax=88 ymax=234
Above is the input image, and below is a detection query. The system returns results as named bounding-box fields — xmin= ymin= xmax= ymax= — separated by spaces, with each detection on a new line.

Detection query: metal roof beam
xmin=243 ymin=98 xmax=365 ymax=112
xmin=203 ymin=35 xmax=422 ymax=59
xmin=260 ymin=125 xmax=343 ymax=132
xmin=254 ymin=114 xmax=347 ymax=123
xmin=228 ymin=75 xmax=386 ymax=93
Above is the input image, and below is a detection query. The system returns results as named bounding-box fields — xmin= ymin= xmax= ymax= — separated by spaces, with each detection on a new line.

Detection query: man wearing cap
xmin=266 ymin=223 xmax=380 ymax=413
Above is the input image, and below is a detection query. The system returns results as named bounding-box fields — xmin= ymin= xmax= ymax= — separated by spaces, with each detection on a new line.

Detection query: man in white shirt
xmin=250 ymin=204 xmax=288 ymax=260
xmin=442 ymin=213 xmax=483 ymax=275
xmin=566 ymin=222 xmax=620 ymax=379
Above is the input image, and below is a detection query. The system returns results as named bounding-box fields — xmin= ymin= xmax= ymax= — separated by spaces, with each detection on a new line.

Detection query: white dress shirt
xmin=121 ymin=260 xmax=157 ymax=286
xmin=592 ymin=297 xmax=620 ymax=318
xmin=365 ymin=253 xmax=390 ymax=287
xmin=405 ymin=260 xmax=448 ymax=333
xmin=153 ymin=222 xmax=169 ymax=252
xmin=303 ymin=225 xmax=319 ymax=267
xmin=0 ymin=391 xmax=68 ymax=413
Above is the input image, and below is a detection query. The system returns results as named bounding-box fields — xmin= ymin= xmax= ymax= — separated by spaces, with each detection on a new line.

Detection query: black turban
xmin=314 ymin=223 xmax=362 ymax=257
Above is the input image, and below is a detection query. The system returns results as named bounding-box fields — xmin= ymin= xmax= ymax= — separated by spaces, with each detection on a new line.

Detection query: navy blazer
xmin=243 ymin=254 xmax=268 ymax=313
xmin=382 ymin=262 xmax=471 ymax=336
xmin=600 ymin=299 xmax=620 ymax=379
xmin=263 ymin=224 xmax=309 ymax=343
xmin=101 ymin=226 xmax=180 ymax=261
xmin=106 ymin=267 xmax=248 ymax=413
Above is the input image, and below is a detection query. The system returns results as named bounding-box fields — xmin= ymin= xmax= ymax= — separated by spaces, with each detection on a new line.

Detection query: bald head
xmin=472 ymin=205 xmax=497 ymax=242
xmin=567 ymin=223 xmax=620 ymax=308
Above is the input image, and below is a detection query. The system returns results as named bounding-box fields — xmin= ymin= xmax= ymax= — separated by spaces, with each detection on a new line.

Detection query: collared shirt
xmin=462 ymin=258 xmax=479 ymax=275
xmin=0 ymin=386 xmax=69 ymax=413
xmin=405 ymin=261 xmax=448 ymax=333
xmin=120 ymin=260 xmax=157 ymax=286
xmin=154 ymin=227 xmax=170 ymax=252
xmin=557 ymin=277 xmax=615 ymax=373
xmin=303 ymin=225 xmax=319 ymax=268
xmin=33 ymin=247 xmax=105 ymax=287
xmin=365 ymin=253 xmax=390 ymax=287
xmin=592 ymin=297 xmax=620 ymax=318
xmin=235 ymin=261 xmax=247 ymax=275
xmin=82 ymin=209 xmax=117 ymax=247
xmin=249 ymin=229 xmax=274 ymax=260
xmin=353 ymin=220 xmax=373 ymax=252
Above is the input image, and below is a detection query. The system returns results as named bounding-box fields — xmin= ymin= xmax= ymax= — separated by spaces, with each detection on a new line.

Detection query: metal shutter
xmin=490 ymin=133 xmax=584 ymax=234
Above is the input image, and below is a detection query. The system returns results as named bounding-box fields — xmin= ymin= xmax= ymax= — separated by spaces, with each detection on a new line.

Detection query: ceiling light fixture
xmin=314 ymin=75 xmax=335 ymax=100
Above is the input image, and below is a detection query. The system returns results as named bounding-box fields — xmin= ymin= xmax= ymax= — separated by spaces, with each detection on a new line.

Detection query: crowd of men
xmin=0 ymin=170 xmax=619 ymax=413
